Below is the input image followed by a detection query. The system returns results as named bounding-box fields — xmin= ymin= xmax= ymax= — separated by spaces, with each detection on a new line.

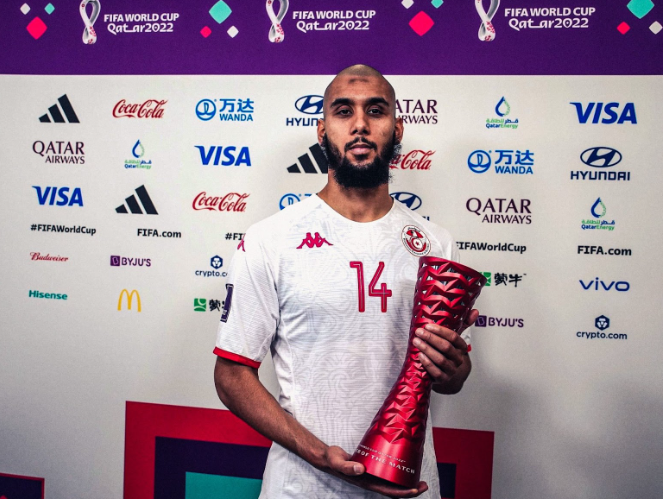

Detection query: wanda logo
xmin=113 ymin=99 xmax=167 ymax=118
xmin=193 ymin=192 xmax=249 ymax=212
xmin=390 ymin=150 xmax=434 ymax=170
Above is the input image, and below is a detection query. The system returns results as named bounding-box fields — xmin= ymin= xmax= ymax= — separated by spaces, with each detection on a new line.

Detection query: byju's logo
xmin=286 ymin=95 xmax=323 ymax=126
xmin=390 ymin=150 xmax=434 ymax=170
xmin=33 ymin=140 xmax=85 ymax=164
xmin=571 ymin=147 xmax=629 ymax=182
xmin=286 ymin=144 xmax=329 ymax=173
xmin=581 ymin=197 xmax=615 ymax=231
xmin=125 ymin=140 xmax=152 ymax=169
xmin=116 ymin=185 xmax=158 ymax=214
xmin=579 ymin=278 xmax=629 ymax=291
xmin=395 ymin=99 xmax=438 ymax=125
xmin=39 ymin=95 xmax=80 ymax=123
xmin=486 ymin=97 xmax=518 ymax=129
xmin=475 ymin=315 xmax=524 ymax=328
xmin=391 ymin=192 xmax=422 ymax=210
xmin=195 ymin=146 xmax=252 ymax=166
xmin=570 ymin=102 xmax=637 ymax=124
xmin=279 ymin=193 xmax=311 ymax=210
xmin=118 ymin=289 xmax=141 ymax=311
xmin=33 ymin=186 xmax=83 ymax=207
xmin=195 ymin=256 xmax=228 ymax=278
xmin=466 ymin=198 xmax=532 ymax=224
xmin=113 ymin=99 xmax=167 ymax=119
xmin=195 ymin=98 xmax=254 ymax=122
xmin=110 ymin=255 xmax=151 ymax=267
xmin=468 ymin=149 xmax=534 ymax=174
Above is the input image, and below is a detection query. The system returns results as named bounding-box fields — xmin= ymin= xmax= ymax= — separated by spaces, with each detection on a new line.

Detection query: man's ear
xmin=394 ymin=116 xmax=404 ymax=144
xmin=317 ymin=118 xmax=325 ymax=145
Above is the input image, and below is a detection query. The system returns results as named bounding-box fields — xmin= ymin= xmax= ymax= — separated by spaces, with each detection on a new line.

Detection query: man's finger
xmin=423 ymin=324 xmax=468 ymax=352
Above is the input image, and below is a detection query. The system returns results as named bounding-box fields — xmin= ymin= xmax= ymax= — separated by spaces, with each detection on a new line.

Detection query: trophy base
xmin=351 ymin=435 xmax=423 ymax=488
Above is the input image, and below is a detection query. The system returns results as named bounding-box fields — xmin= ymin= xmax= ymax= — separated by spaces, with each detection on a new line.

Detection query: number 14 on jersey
xmin=350 ymin=261 xmax=393 ymax=313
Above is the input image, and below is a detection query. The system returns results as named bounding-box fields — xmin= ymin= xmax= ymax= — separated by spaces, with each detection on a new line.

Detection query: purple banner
xmin=1 ymin=0 xmax=661 ymax=75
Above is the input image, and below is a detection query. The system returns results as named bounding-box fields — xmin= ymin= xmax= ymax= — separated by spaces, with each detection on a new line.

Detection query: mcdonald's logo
xmin=118 ymin=289 xmax=141 ymax=312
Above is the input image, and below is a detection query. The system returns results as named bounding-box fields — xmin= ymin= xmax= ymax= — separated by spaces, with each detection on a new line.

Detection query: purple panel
xmin=1 ymin=0 xmax=661 ymax=75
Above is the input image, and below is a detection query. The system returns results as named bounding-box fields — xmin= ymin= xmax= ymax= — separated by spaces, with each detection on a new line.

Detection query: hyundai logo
xmin=295 ymin=95 xmax=324 ymax=115
xmin=580 ymin=147 xmax=622 ymax=168
xmin=390 ymin=192 xmax=422 ymax=211
xmin=195 ymin=99 xmax=216 ymax=121
xmin=468 ymin=150 xmax=491 ymax=173
xmin=279 ymin=193 xmax=301 ymax=210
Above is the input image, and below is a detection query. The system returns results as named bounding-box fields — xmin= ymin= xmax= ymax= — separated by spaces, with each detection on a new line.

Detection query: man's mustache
xmin=344 ymin=138 xmax=377 ymax=152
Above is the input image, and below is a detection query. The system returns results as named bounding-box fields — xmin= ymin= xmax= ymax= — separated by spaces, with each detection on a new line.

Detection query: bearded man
xmin=214 ymin=64 xmax=477 ymax=498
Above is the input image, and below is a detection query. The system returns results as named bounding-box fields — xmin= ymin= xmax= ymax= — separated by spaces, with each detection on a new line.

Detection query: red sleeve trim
xmin=213 ymin=347 xmax=261 ymax=369
xmin=467 ymin=344 xmax=472 ymax=353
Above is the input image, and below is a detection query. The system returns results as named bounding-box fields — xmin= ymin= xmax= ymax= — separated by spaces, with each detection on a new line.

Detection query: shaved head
xmin=323 ymin=64 xmax=396 ymax=117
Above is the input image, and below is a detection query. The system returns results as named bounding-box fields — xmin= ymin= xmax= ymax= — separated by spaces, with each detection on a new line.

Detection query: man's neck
xmin=317 ymin=181 xmax=393 ymax=223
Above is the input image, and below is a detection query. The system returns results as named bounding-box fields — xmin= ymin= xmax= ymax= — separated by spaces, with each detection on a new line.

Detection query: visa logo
xmin=570 ymin=102 xmax=637 ymax=124
xmin=195 ymin=146 xmax=252 ymax=166
xmin=33 ymin=186 xmax=83 ymax=206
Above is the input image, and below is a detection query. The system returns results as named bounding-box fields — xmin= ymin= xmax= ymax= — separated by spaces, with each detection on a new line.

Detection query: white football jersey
xmin=215 ymin=195 xmax=467 ymax=499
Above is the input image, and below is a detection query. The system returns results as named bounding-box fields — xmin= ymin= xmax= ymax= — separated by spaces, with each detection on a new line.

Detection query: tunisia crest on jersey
xmin=401 ymin=225 xmax=431 ymax=256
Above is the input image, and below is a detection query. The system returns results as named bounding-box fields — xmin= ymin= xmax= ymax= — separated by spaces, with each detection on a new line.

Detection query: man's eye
xmin=368 ymin=108 xmax=384 ymax=115
xmin=337 ymin=108 xmax=351 ymax=115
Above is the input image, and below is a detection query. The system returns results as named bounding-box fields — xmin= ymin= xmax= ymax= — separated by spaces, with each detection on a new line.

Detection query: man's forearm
xmin=214 ymin=357 xmax=329 ymax=468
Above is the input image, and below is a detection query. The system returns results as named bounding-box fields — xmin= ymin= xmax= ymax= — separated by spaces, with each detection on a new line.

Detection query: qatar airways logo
xmin=113 ymin=99 xmax=167 ymax=119
xmin=390 ymin=150 xmax=434 ymax=170
xmin=192 ymin=192 xmax=249 ymax=212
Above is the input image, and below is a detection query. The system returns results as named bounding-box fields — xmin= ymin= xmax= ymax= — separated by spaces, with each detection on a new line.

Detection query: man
xmin=214 ymin=65 xmax=477 ymax=498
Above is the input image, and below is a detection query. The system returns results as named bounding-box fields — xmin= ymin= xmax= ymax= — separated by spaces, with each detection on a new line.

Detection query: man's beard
xmin=322 ymin=133 xmax=397 ymax=189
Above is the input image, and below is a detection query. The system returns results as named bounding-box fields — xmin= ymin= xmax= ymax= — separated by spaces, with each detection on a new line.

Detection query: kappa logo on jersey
xmin=237 ymin=239 xmax=246 ymax=252
xmin=297 ymin=232 xmax=333 ymax=249
xmin=401 ymin=225 xmax=431 ymax=256
xmin=286 ymin=144 xmax=329 ymax=174
xmin=39 ymin=94 xmax=80 ymax=123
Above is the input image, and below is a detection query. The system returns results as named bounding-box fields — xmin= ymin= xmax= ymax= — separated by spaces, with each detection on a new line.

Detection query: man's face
xmin=318 ymin=74 xmax=403 ymax=188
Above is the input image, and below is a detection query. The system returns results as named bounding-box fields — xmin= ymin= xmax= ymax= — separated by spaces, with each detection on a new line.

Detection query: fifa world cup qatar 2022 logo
xmin=476 ymin=0 xmax=500 ymax=41
xmin=80 ymin=0 xmax=101 ymax=44
xmin=266 ymin=0 xmax=288 ymax=42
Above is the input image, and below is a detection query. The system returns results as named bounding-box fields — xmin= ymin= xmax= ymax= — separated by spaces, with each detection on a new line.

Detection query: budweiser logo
xmin=390 ymin=150 xmax=435 ymax=170
xmin=193 ymin=192 xmax=249 ymax=212
xmin=30 ymin=252 xmax=69 ymax=262
xmin=113 ymin=99 xmax=167 ymax=119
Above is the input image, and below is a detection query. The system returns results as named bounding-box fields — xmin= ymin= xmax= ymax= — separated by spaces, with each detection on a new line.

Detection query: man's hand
xmin=322 ymin=446 xmax=428 ymax=498
xmin=412 ymin=309 xmax=479 ymax=394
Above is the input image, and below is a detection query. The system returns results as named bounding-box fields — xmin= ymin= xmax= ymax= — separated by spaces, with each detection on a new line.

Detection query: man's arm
xmin=214 ymin=357 xmax=428 ymax=498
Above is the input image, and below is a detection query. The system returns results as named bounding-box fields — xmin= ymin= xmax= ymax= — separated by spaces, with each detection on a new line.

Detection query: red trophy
xmin=351 ymin=257 xmax=487 ymax=487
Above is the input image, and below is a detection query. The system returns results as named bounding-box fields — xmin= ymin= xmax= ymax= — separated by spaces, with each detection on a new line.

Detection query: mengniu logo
xmin=39 ymin=94 xmax=80 ymax=123
xmin=110 ymin=255 xmax=151 ymax=267
xmin=116 ymin=185 xmax=158 ymax=214
xmin=195 ymin=146 xmax=252 ymax=166
xmin=286 ymin=144 xmax=329 ymax=173
xmin=194 ymin=297 xmax=223 ymax=312
xmin=279 ymin=193 xmax=312 ymax=210
xmin=579 ymin=277 xmax=629 ymax=292
xmin=390 ymin=150 xmax=434 ymax=170
xmin=33 ymin=186 xmax=83 ymax=207
xmin=113 ymin=99 xmax=167 ymax=119
xmin=29 ymin=289 xmax=68 ymax=300
xmin=195 ymin=98 xmax=254 ymax=122
xmin=468 ymin=149 xmax=534 ymax=174
xmin=33 ymin=140 xmax=85 ymax=164
xmin=581 ymin=197 xmax=615 ymax=231
xmin=570 ymin=102 xmax=637 ymax=124
xmin=395 ymin=99 xmax=438 ymax=125
xmin=571 ymin=147 xmax=630 ymax=182
xmin=286 ymin=95 xmax=323 ymax=126
xmin=118 ymin=289 xmax=141 ymax=311
xmin=193 ymin=192 xmax=249 ymax=212
xmin=486 ymin=97 xmax=519 ymax=129
xmin=391 ymin=192 xmax=422 ymax=210
xmin=479 ymin=272 xmax=526 ymax=287
xmin=466 ymin=198 xmax=532 ymax=224
xmin=475 ymin=315 xmax=524 ymax=328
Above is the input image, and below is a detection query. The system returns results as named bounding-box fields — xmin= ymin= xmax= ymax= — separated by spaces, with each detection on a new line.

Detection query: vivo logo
xmin=579 ymin=278 xmax=630 ymax=291
xmin=570 ymin=102 xmax=637 ymax=124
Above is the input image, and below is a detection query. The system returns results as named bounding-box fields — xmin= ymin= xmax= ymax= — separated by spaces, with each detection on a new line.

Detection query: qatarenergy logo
xmin=457 ymin=241 xmax=526 ymax=253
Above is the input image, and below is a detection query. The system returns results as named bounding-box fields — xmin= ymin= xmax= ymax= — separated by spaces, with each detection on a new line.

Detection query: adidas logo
xmin=39 ymin=95 xmax=80 ymax=123
xmin=116 ymin=185 xmax=158 ymax=214
xmin=286 ymin=143 xmax=328 ymax=174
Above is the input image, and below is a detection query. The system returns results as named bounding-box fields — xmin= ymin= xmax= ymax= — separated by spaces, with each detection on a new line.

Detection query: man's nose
xmin=351 ymin=110 xmax=370 ymax=135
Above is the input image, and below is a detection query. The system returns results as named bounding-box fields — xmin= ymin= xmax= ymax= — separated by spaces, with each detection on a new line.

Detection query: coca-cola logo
xmin=113 ymin=99 xmax=167 ymax=119
xmin=390 ymin=150 xmax=435 ymax=170
xmin=193 ymin=192 xmax=249 ymax=212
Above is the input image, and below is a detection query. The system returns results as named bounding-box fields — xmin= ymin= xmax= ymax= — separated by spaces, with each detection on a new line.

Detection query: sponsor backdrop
xmin=1 ymin=1 xmax=662 ymax=499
